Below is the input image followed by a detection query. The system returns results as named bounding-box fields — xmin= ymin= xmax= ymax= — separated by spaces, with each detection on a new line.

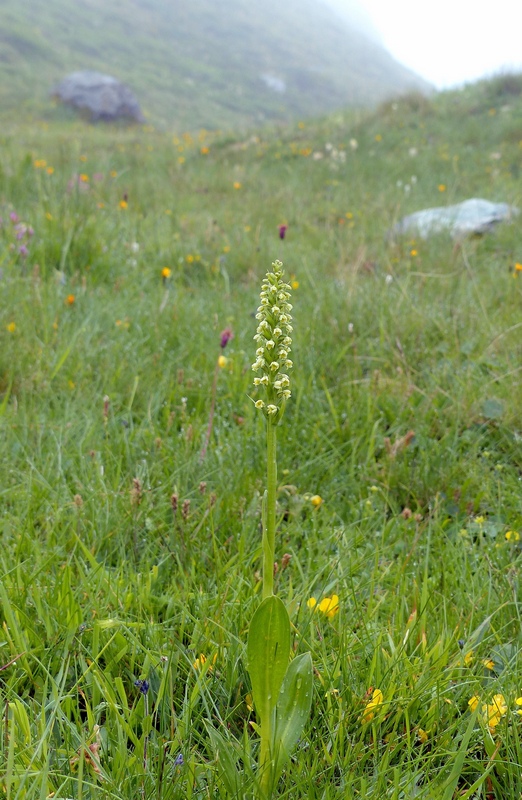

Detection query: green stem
xmin=263 ymin=419 xmax=277 ymax=600
xmin=259 ymin=419 xmax=277 ymax=797
xmin=259 ymin=721 xmax=272 ymax=799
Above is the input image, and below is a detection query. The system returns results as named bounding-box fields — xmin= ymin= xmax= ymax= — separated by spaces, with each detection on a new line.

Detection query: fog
xmin=323 ymin=0 xmax=522 ymax=87
xmin=321 ymin=0 xmax=382 ymax=42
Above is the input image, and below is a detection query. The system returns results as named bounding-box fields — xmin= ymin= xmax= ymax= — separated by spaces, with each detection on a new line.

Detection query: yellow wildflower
xmin=318 ymin=595 xmax=339 ymax=619
xmin=483 ymin=658 xmax=495 ymax=671
xmin=515 ymin=697 xmax=522 ymax=715
xmin=307 ymin=597 xmax=317 ymax=610
xmin=218 ymin=355 xmax=227 ymax=368
xmin=417 ymin=728 xmax=429 ymax=744
xmin=66 ymin=294 xmax=75 ymax=306
xmin=119 ymin=200 xmax=128 ymax=210
xmin=505 ymin=530 xmax=520 ymax=542
xmin=193 ymin=654 xmax=206 ymax=670
xmin=193 ymin=653 xmax=217 ymax=671
xmin=362 ymin=688 xmax=383 ymax=722
xmin=233 ymin=181 xmax=242 ymax=189
xmin=468 ymin=695 xmax=480 ymax=712
xmin=486 ymin=694 xmax=507 ymax=729
xmin=438 ymin=184 xmax=446 ymax=192
xmin=6 ymin=322 xmax=16 ymax=333
xmin=464 ymin=650 xmax=474 ymax=666
xmin=469 ymin=694 xmax=507 ymax=731
xmin=79 ymin=173 xmax=89 ymax=183
xmin=310 ymin=495 xmax=323 ymax=508
xmin=161 ymin=267 xmax=171 ymax=279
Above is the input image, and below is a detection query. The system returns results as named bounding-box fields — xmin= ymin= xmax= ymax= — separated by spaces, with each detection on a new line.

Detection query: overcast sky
xmin=326 ymin=0 xmax=522 ymax=88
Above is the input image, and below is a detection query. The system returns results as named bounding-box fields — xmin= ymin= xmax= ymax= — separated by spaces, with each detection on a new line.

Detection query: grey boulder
xmin=390 ymin=198 xmax=519 ymax=241
xmin=52 ymin=71 xmax=144 ymax=123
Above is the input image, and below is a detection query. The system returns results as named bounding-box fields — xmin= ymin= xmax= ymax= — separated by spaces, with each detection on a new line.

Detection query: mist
xmin=321 ymin=0 xmax=522 ymax=87
xmin=321 ymin=0 xmax=382 ymax=42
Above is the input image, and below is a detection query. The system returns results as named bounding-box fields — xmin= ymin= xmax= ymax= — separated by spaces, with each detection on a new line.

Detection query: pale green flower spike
xmin=251 ymin=259 xmax=293 ymax=424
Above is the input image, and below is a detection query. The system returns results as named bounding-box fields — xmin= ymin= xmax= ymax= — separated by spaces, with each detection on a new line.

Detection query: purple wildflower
xmin=9 ymin=212 xmax=19 ymax=224
xmin=134 ymin=679 xmax=149 ymax=695
xmin=278 ymin=224 xmax=288 ymax=240
xmin=174 ymin=753 xmax=184 ymax=766
xmin=19 ymin=245 xmax=29 ymax=258
xmin=220 ymin=328 xmax=233 ymax=349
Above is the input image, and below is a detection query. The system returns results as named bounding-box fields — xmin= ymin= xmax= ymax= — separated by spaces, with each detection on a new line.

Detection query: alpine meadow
xmin=1 ymin=62 xmax=522 ymax=799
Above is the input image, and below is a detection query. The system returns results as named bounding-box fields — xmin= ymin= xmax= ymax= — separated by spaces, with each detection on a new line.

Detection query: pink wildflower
xmin=220 ymin=328 xmax=233 ymax=349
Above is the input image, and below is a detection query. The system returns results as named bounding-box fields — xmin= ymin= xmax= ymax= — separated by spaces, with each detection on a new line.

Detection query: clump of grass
xmin=484 ymin=71 xmax=522 ymax=100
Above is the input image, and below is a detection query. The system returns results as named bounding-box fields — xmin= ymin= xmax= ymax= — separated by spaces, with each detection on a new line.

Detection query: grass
xmin=0 ymin=0 xmax=428 ymax=130
xmin=0 ymin=72 xmax=522 ymax=798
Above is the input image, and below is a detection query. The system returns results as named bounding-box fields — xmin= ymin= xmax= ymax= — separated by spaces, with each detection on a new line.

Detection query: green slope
xmin=0 ymin=0 xmax=429 ymax=129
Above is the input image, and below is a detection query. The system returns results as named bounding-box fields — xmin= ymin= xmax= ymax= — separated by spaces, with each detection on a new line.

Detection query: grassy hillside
xmin=0 ymin=0 xmax=429 ymax=130
xmin=1 ymin=74 xmax=522 ymax=798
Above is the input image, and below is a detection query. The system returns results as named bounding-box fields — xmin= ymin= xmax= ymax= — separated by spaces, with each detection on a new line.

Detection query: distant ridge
xmin=0 ymin=0 xmax=431 ymax=129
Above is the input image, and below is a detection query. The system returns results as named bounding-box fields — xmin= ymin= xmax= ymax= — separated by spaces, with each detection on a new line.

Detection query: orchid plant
xmin=247 ymin=260 xmax=313 ymax=798
xmin=209 ymin=260 xmax=312 ymax=798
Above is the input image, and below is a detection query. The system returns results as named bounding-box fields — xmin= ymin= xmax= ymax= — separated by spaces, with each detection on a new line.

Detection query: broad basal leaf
xmin=246 ymin=595 xmax=291 ymax=724
xmin=273 ymin=652 xmax=313 ymax=780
